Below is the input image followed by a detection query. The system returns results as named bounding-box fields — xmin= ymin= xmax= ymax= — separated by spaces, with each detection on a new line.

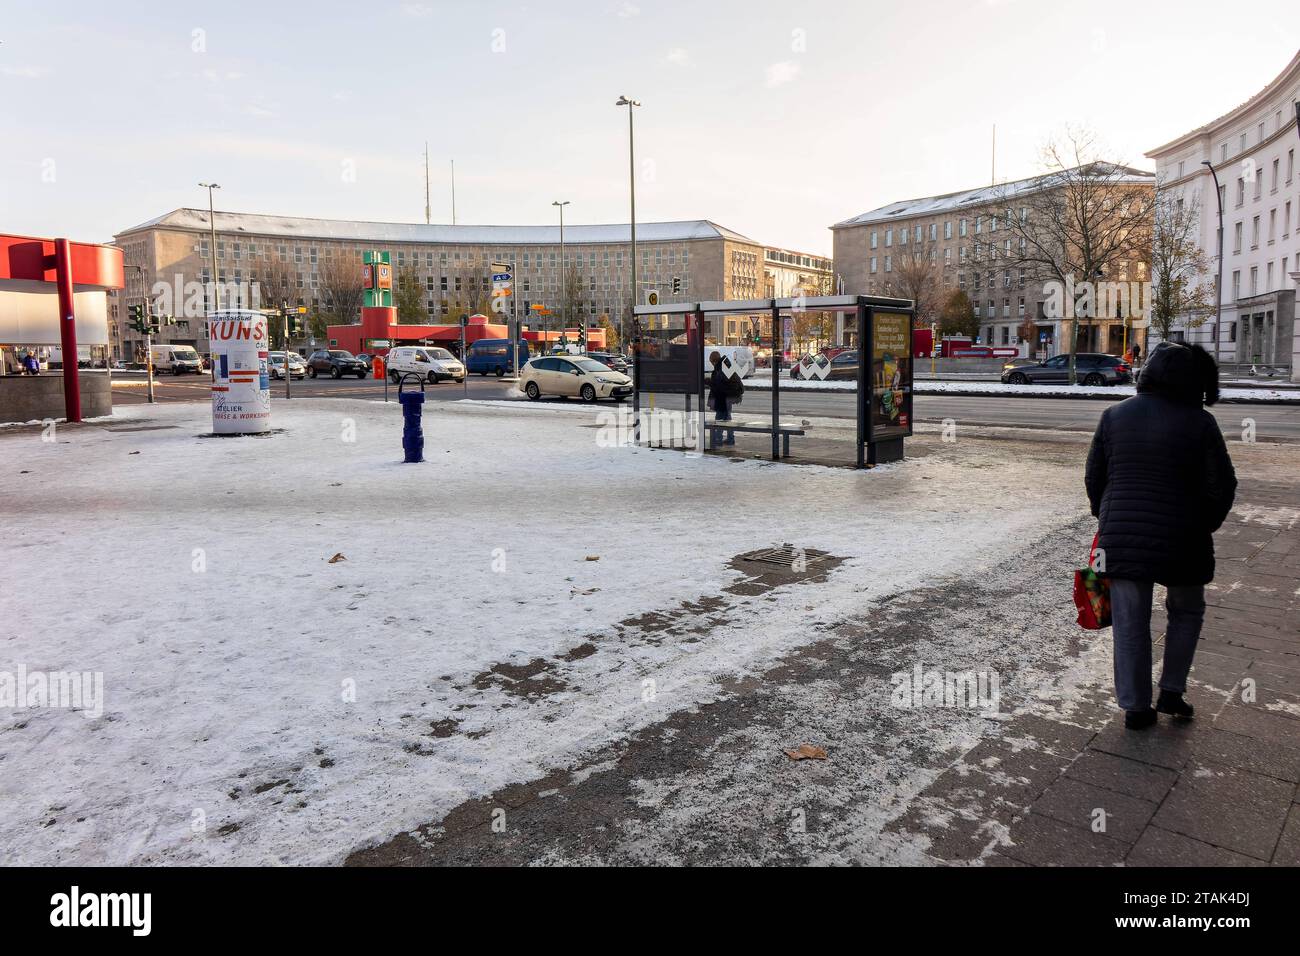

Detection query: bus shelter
xmin=632 ymin=295 xmax=914 ymax=468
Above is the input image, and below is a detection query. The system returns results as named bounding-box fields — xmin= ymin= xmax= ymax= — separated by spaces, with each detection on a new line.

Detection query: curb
xmin=744 ymin=382 xmax=1300 ymax=406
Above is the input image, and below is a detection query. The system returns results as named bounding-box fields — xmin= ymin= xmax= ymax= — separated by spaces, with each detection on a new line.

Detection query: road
xmin=109 ymin=372 xmax=1300 ymax=442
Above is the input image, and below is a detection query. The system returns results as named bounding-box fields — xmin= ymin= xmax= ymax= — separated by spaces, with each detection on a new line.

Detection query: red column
xmin=54 ymin=238 xmax=81 ymax=422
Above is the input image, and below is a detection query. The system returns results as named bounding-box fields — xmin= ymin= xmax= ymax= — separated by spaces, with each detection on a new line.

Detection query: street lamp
xmin=199 ymin=182 xmax=222 ymax=312
xmin=615 ymin=95 xmax=640 ymax=349
xmin=552 ymin=200 xmax=570 ymax=351
xmin=1201 ymin=160 xmax=1224 ymax=364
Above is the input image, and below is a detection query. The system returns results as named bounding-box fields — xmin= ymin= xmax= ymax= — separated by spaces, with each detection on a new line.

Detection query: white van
xmin=150 ymin=344 xmax=204 ymax=375
xmin=385 ymin=346 xmax=466 ymax=384
xmin=703 ymin=345 xmax=755 ymax=379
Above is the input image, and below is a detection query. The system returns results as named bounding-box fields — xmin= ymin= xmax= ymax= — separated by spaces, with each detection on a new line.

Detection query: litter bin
xmin=397 ymin=373 xmax=425 ymax=463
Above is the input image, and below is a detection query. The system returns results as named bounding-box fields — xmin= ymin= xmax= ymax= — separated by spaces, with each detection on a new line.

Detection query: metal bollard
xmin=397 ymin=373 xmax=426 ymax=463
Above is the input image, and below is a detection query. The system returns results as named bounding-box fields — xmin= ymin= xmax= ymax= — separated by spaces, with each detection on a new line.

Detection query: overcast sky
xmin=3 ymin=1 xmax=1298 ymax=255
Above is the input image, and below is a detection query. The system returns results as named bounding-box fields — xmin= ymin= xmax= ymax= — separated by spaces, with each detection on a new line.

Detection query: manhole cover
xmin=741 ymin=545 xmax=832 ymax=568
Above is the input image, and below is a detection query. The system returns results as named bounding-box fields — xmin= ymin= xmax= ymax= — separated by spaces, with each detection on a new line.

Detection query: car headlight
xmin=596 ymin=376 xmax=618 ymax=384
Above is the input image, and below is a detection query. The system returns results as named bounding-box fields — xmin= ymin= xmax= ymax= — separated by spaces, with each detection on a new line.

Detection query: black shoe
xmin=1156 ymin=691 xmax=1194 ymax=719
xmin=1125 ymin=708 xmax=1158 ymax=730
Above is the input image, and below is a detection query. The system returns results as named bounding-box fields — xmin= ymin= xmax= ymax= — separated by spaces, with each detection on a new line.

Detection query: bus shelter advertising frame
xmin=632 ymin=295 xmax=914 ymax=468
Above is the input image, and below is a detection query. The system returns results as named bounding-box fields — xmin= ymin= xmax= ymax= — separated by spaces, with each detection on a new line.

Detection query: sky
xmin=2 ymin=1 xmax=1298 ymax=255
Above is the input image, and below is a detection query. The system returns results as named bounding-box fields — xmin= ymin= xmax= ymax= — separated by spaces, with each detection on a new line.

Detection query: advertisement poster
xmin=870 ymin=311 xmax=912 ymax=438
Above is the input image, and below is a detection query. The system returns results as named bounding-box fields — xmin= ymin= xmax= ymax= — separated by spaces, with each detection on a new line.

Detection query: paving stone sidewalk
xmin=901 ymin=471 xmax=1300 ymax=867
xmin=345 ymin=443 xmax=1300 ymax=867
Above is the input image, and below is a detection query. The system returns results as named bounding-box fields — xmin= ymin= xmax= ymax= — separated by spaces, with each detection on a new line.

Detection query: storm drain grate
xmin=741 ymin=545 xmax=833 ymax=568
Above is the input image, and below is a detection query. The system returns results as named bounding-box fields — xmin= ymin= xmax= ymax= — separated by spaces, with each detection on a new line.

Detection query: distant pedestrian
xmin=708 ymin=351 xmax=735 ymax=445
xmin=1131 ymin=341 xmax=1142 ymax=366
xmin=1085 ymin=342 xmax=1236 ymax=730
xmin=24 ymin=352 xmax=40 ymax=375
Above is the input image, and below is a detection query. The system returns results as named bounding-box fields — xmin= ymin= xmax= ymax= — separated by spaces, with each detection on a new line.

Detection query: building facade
xmin=1146 ymin=51 xmax=1300 ymax=377
xmin=832 ymin=165 xmax=1155 ymax=356
xmin=109 ymin=210 xmax=798 ymax=359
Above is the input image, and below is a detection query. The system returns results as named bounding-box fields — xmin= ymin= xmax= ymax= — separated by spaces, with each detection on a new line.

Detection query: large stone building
xmin=108 ymin=209 xmax=818 ymax=359
xmin=1145 ymin=51 xmax=1300 ymax=376
xmin=832 ymin=165 xmax=1155 ymax=355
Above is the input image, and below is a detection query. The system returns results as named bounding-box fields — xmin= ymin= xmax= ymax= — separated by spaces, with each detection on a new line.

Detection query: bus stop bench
xmin=707 ymin=421 xmax=806 ymax=457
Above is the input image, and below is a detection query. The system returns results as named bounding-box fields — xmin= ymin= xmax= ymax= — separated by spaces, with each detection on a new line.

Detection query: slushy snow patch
xmin=0 ymin=398 xmax=1084 ymax=864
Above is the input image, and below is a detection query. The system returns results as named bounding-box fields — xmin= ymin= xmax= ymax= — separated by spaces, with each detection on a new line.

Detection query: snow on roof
xmin=118 ymin=209 xmax=758 ymax=246
xmin=831 ymin=163 xmax=1155 ymax=230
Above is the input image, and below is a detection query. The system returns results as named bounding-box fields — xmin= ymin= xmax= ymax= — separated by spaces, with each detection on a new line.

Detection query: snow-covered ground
xmin=0 ymin=398 xmax=1088 ymax=864
xmin=747 ymin=370 xmax=1298 ymax=403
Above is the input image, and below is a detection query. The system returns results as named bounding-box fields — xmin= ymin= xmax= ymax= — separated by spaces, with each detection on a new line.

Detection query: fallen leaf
xmin=328 ymin=553 xmax=346 ymax=564
xmin=129 ymin=451 xmax=140 ymax=455
xmin=585 ymin=555 xmax=600 ymax=562
xmin=783 ymin=744 xmax=828 ymax=761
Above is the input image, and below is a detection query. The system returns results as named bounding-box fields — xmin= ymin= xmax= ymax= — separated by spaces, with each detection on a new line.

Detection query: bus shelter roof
xmin=633 ymin=294 xmax=913 ymax=317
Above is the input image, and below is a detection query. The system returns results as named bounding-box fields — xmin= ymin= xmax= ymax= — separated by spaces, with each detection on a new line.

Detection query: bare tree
xmin=982 ymin=128 xmax=1155 ymax=383
xmin=393 ymin=267 xmax=429 ymax=325
xmin=881 ymin=242 xmax=943 ymax=327
xmin=1150 ymin=188 xmax=1212 ymax=344
xmin=319 ymin=254 xmax=364 ymax=327
xmin=257 ymin=256 xmax=301 ymax=350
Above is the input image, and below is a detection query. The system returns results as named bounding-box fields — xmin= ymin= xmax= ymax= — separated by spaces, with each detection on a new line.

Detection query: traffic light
xmin=671 ymin=276 xmax=682 ymax=296
xmin=147 ymin=315 xmax=161 ymax=335
xmin=128 ymin=304 xmax=146 ymax=334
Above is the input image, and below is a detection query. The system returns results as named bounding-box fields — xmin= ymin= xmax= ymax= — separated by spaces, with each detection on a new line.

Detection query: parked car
xmin=149 ymin=343 xmax=204 ymax=375
xmin=791 ymin=349 xmax=859 ymax=380
xmin=519 ymin=355 xmax=633 ymax=403
xmin=702 ymin=345 xmax=756 ymax=379
xmin=385 ymin=346 xmax=466 ymax=384
xmin=306 ymin=349 xmax=368 ymax=379
xmin=268 ymin=351 xmax=306 ymax=380
xmin=466 ymin=338 xmax=530 ymax=376
xmin=1001 ymin=352 xmax=1132 ymax=386
xmin=354 ymin=352 xmax=373 ymax=373
xmin=585 ymin=351 xmax=629 ymax=374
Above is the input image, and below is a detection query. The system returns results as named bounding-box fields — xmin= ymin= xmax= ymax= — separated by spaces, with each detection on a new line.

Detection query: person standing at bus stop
xmin=708 ymin=351 xmax=735 ymax=444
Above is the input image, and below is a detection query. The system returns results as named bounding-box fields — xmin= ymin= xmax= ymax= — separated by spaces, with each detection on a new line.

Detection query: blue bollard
xmin=397 ymin=374 xmax=426 ymax=463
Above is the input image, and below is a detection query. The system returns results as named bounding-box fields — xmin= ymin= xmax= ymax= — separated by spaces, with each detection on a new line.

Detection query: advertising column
xmin=209 ymin=310 xmax=270 ymax=434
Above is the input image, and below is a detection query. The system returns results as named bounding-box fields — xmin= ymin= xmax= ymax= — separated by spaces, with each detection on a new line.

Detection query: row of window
xmin=869 ymin=209 xmax=1030 ymax=249
xmin=1206 ymin=104 xmax=1300 ymax=165
xmin=1229 ymin=249 xmax=1299 ymax=299
xmin=1229 ymin=197 xmax=1296 ymax=254
xmin=195 ymin=240 xmax=693 ymax=270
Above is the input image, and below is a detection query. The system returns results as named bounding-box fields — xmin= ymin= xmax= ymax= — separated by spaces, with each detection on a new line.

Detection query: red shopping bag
xmin=1073 ymin=533 xmax=1111 ymax=630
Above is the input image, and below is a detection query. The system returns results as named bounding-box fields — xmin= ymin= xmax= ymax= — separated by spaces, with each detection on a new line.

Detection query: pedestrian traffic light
xmin=671 ymin=276 xmax=682 ymax=295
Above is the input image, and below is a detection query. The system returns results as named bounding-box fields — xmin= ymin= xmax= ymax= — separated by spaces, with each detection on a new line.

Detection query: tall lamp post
xmin=552 ymin=200 xmax=569 ymax=352
xmin=1200 ymin=161 xmax=1224 ymax=365
xmin=616 ymin=95 xmax=640 ymax=351
xmin=199 ymin=182 xmax=222 ymax=313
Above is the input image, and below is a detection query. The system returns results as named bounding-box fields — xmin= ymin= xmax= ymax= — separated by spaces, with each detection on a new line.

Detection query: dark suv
xmin=585 ymin=352 xmax=629 ymax=374
xmin=1001 ymin=352 xmax=1132 ymax=386
xmin=306 ymin=349 xmax=368 ymax=379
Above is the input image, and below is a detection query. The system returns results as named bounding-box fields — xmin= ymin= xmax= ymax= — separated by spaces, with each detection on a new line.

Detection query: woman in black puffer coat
xmin=1084 ymin=341 xmax=1236 ymax=730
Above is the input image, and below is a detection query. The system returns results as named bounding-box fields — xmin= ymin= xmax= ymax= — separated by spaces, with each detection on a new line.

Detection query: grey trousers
xmin=1109 ymin=578 xmax=1205 ymax=712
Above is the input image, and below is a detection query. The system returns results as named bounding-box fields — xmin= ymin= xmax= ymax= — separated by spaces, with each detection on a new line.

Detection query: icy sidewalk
xmin=1 ymin=398 xmax=1086 ymax=864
